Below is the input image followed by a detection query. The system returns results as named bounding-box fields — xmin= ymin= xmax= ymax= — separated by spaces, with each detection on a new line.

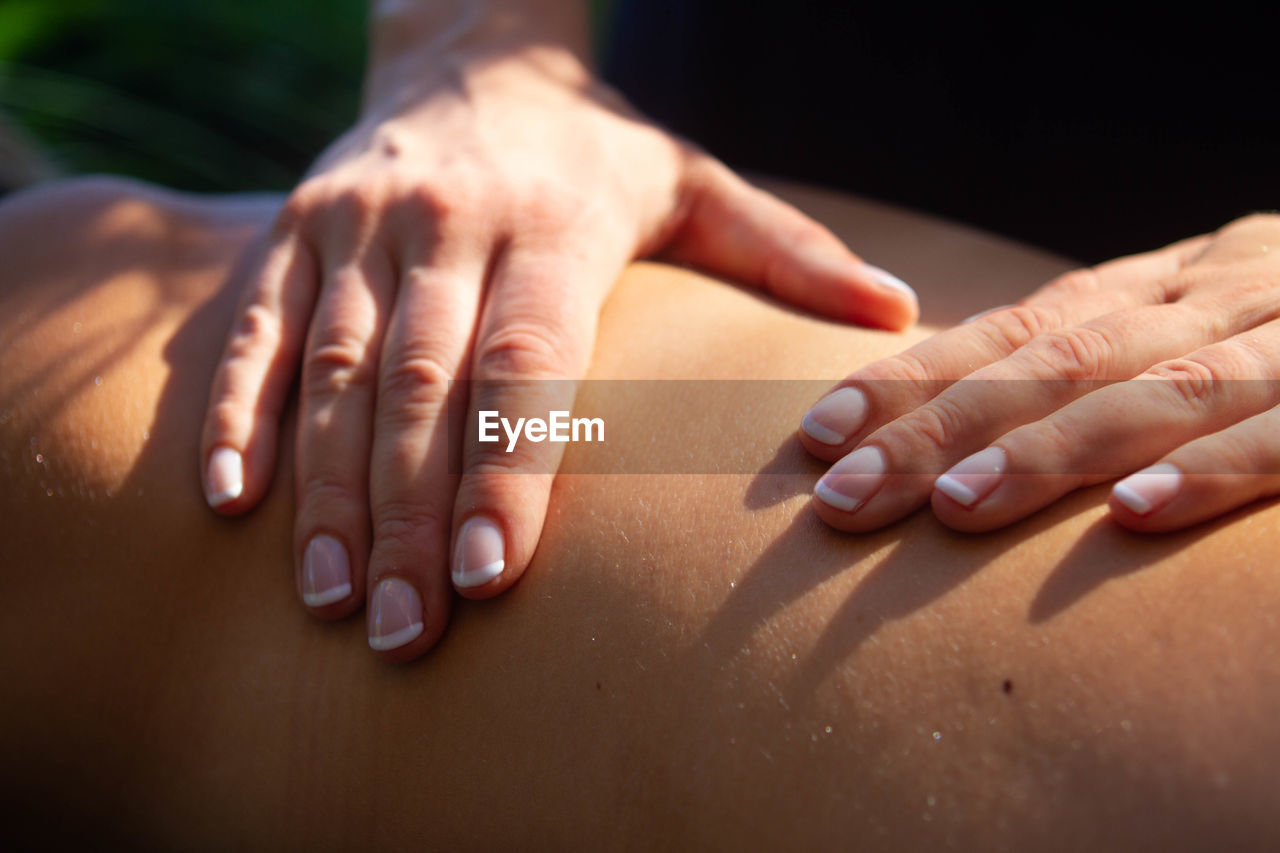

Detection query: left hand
xmin=800 ymin=213 xmax=1280 ymax=533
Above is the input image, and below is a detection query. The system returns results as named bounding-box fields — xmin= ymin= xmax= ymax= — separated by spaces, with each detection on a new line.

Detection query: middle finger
xmin=811 ymin=300 xmax=1222 ymax=531
xmin=798 ymin=234 xmax=1212 ymax=460
xmin=364 ymin=245 xmax=486 ymax=660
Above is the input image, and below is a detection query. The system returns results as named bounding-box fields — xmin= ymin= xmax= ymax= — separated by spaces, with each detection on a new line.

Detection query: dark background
xmin=0 ymin=0 xmax=367 ymax=191
xmin=606 ymin=1 xmax=1280 ymax=261
xmin=2 ymin=1 xmax=1274 ymax=262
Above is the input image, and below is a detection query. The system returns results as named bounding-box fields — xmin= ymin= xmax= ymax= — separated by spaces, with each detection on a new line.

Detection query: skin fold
xmin=2 ymin=178 xmax=1278 ymax=850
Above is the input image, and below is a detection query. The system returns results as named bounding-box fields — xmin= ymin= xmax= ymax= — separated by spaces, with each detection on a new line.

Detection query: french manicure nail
xmin=206 ymin=447 xmax=244 ymax=508
xmin=935 ymin=446 xmax=1008 ymax=508
xmin=802 ymin=387 xmax=869 ymax=446
xmin=302 ymin=535 xmax=352 ymax=607
xmin=368 ymin=577 xmax=424 ymax=651
xmin=453 ymin=516 xmax=505 ymax=589
xmin=1112 ymin=463 xmax=1183 ymax=516
xmin=814 ymin=446 xmax=887 ymax=512
xmin=861 ymin=263 xmax=918 ymax=303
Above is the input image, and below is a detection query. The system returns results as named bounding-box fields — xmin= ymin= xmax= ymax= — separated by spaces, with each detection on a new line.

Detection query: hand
xmin=200 ymin=48 xmax=918 ymax=660
xmin=800 ymin=214 xmax=1280 ymax=534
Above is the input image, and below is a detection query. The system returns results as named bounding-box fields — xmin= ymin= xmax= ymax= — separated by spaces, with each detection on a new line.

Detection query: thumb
xmin=661 ymin=154 xmax=917 ymax=330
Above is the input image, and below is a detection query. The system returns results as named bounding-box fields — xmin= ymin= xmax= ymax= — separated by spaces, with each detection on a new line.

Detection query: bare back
xmin=2 ymin=178 xmax=1277 ymax=850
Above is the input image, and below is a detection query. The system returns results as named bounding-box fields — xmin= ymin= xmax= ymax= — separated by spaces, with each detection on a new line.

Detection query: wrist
xmin=364 ymin=0 xmax=593 ymax=112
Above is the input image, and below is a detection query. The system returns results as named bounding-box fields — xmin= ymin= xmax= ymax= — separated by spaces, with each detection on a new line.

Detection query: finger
xmin=661 ymin=154 xmax=917 ymax=330
xmin=1109 ymin=408 xmax=1280 ymax=532
xmin=451 ymin=233 xmax=624 ymax=598
xmin=812 ymin=301 xmax=1229 ymax=531
xmin=292 ymin=247 xmax=396 ymax=618
xmin=200 ymin=227 xmax=318 ymax=512
xmin=1175 ymin=219 xmax=1280 ymax=333
xmin=798 ymin=234 xmax=1212 ymax=461
xmin=926 ymin=320 xmax=1280 ymax=531
xmin=1024 ymin=232 xmax=1211 ymax=316
xmin=365 ymin=253 xmax=484 ymax=660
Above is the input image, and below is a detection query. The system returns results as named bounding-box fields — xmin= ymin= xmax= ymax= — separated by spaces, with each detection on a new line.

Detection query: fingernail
xmin=935 ymin=446 xmax=1008 ymax=508
xmin=302 ymin=535 xmax=352 ymax=607
xmin=861 ymin=263 xmax=918 ymax=303
xmin=206 ymin=447 xmax=243 ymax=508
xmin=368 ymin=577 xmax=424 ymax=651
xmin=814 ymin=446 xmax=887 ymax=512
xmin=802 ymin=387 xmax=869 ymax=446
xmin=1112 ymin=462 xmax=1182 ymax=516
xmin=453 ymin=516 xmax=505 ymax=589
xmin=961 ymin=303 xmax=1015 ymax=325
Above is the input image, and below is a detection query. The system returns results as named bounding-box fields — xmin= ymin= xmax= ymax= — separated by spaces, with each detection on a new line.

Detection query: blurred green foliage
xmin=0 ymin=0 xmax=366 ymax=191
xmin=0 ymin=1 xmax=615 ymax=192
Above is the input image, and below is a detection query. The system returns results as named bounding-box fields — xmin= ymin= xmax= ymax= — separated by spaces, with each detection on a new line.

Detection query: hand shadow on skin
xmin=0 ymin=182 xmax=203 ymax=433
xmin=770 ymin=490 xmax=1097 ymax=701
xmin=696 ymin=503 xmax=896 ymax=667
xmin=741 ymin=434 xmax=827 ymax=510
xmin=787 ymin=513 xmax=1026 ymax=701
xmin=723 ymin=432 xmax=1063 ymax=688
xmin=1029 ymin=494 xmax=1280 ymax=624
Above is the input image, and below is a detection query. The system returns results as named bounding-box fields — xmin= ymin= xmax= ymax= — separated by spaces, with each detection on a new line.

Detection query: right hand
xmin=200 ymin=47 xmax=919 ymax=660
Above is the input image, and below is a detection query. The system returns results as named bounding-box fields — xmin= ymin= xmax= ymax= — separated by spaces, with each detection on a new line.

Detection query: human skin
xmin=3 ymin=178 xmax=1279 ymax=850
xmin=802 ymin=213 xmax=1280 ymax=535
xmin=198 ymin=0 xmax=918 ymax=662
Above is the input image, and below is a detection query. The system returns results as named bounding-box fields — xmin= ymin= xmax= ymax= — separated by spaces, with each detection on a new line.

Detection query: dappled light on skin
xmin=0 ymin=179 xmax=273 ymax=504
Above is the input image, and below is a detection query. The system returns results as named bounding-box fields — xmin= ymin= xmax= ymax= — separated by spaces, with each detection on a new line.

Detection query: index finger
xmin=450 ymin=233 xmax=625 ymax=598
xmin=797 ymin=234 xmax=1212 ymax=461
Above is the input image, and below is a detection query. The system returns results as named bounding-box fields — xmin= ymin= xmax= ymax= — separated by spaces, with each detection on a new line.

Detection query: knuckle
xmin=1019 ymin=417 xmax=1090 ymax=484
xmin=1142 ymin=357 xmax=1218 ymax=405
xmin=1142 ymin=343 xmax=1255 ymax=404
xmin=304 ymin=324 xmax=375 ymax=398
xmin=980 ymin=303 xmax=1060 ymax=351
xmin=1018 ymin=326 xmax=1115 ymax=381
xmin=380 ymin=349 xmax=455 ymax=410
xmin=468 ymin=424 xmax=564 ymax=473
xmin=227 ymin=303 xmax=281 ymax=355
xmin=372 ymin=503 xmax=449 ymax=555
xmin=888 ymin=395 xmax=968 ymax=458
xmin=399 ymin=168 xmax=489 ymax=232
xmin=298 ymin=474 xmax=361 ymax=515
xmin=1222 ymin=271 xmax=1280 ymax=305
xmin=1042 ymin=267 xmax=1101 ymax=299
xmin=850 ymin=349 xmax=953 ymax=401
xmin=339 ymin=185 xmax=382 ymax=222
xmin=404 ymin=183 xmax=458 ymax=225
xmin=1194 ymin=216 xmax=1280 ymax=269
xmin=1148 ymin=270 xmax=1186 ymax=305
xmin=205 ymin=397 xmax=247 ymax=440
xmin=277 ymin=183 xmax=323 ymax=233
xmin=467 ymin=451 xmax=546 ymax=477
xmin=475 ymin=323 xmax=573 ymax=380
xmin=207 ymin=353 xmax=271 ymax=434
xmin=1207 ymin=430 xmax=1263 ymax=473
xmin=1164 ymin=268 xmax=1221 ymax=309
xmin=1223 ymin=212 xmax=1279 ymax=234
xmin=862 ymin=350 xmax=934 ymax=384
